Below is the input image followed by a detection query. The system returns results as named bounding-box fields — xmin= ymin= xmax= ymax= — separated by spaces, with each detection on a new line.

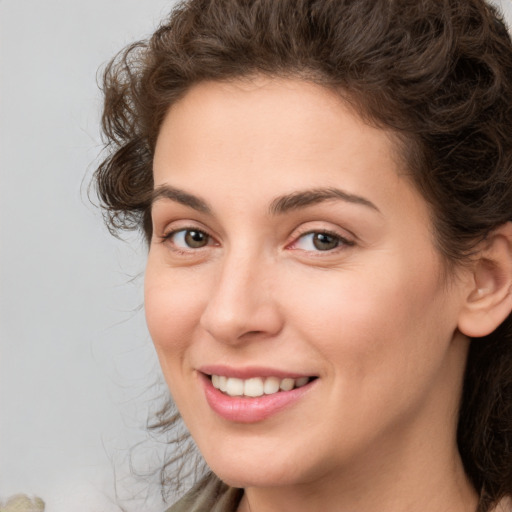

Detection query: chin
xmin=212 ymin=465 xmax=301 ymax=489
xmin=201 ymin=445 xmax=314 ymax=489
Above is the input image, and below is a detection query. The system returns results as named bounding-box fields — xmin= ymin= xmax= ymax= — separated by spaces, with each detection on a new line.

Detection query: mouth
xmin=208 ymin=374 xmax=315 ymax=397
xmin=199 ymin=369 xmax=318 ymax=423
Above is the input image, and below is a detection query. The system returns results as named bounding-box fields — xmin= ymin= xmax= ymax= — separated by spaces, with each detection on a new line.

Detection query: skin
xmin=145 ymin=77 xmax=479 ymax=512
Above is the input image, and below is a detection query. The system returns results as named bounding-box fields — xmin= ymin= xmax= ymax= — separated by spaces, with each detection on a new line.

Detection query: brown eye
xmin=168 ymin=229 xmax=211 ymax=249
xmin=293 ymin=231 xmax=347 ymax=252
xmin=184 ymin=230 xmax=209 ymax=248
xmin=312 ymin=233 xmax=340 ymax=251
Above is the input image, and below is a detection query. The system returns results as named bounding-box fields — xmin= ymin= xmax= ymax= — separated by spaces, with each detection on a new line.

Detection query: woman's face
xmin=146 ymin=78 xmax=471 ymax=488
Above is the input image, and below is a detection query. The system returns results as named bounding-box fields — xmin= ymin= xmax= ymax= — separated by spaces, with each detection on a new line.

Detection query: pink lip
xmin=199 ymin=372 xmax=316 ymax=423
xmin=199 ymin=365 xmax=312 ymax=380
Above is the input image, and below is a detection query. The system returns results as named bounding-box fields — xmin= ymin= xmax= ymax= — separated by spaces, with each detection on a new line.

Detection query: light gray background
xmin=1 ymin=1 xmax=512 ymax=511
xmin=0 ymin=1 xmax=178 ymax=511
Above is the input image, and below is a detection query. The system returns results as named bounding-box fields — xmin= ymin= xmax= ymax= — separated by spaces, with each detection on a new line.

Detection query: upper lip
xmin=198 ymin=365 xmax=316 ymax=380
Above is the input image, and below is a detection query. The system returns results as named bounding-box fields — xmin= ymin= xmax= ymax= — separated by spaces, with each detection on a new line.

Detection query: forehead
xmin=153 ymin=77 xmax=406 ymax=190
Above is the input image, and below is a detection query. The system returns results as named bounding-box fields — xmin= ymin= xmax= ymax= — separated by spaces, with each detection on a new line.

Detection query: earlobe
xmin=458 ymin=222 xmax=512 ymax=338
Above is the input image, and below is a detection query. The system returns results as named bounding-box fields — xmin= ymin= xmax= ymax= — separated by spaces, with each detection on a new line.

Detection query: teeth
xmin=225 ymin=377 xmax=244 ymax=397
xmin=263 ymin=376 xmax=280 ymax=395
xmin=280 ymin=378 xmax=295 ymax=391
xmin=244 ymin=377 xmax=264 ymax=397
xmin=211 ymin=375 xmax=312 ymax=397
xmin=295 ymin=377 xmax=309 ymax=387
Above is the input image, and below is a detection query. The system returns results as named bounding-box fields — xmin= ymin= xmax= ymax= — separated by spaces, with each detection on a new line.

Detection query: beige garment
xmin=494 ymin=496 xmax=512 ymax=512
xmin=166 ymin=474 xmax=243 ymax=512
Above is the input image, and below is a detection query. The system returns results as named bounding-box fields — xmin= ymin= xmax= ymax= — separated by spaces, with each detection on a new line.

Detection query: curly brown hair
xmin=94 ymin=0 xmax=512 ymax=510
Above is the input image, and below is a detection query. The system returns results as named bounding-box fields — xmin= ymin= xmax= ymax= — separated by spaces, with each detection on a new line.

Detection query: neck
xmin=238 ymin=441 xmax=478 ymax=512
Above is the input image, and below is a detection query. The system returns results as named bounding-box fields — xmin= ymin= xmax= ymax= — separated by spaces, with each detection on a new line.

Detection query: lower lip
xmin=200 ymin=373 xmax=315 ymax=423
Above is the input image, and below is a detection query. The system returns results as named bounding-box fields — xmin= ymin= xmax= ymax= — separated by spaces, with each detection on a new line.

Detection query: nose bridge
xmin=199 ymin=244 xmax=281 ymax=343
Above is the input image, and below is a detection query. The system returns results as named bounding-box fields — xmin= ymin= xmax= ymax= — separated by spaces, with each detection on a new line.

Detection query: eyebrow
xmin=151 ymin=185 xmax=211 ymax=214
xmin=151 ymin=184 xmax=379 ymax=215
xmin=269 ymin=187 xmax=380 ymax=215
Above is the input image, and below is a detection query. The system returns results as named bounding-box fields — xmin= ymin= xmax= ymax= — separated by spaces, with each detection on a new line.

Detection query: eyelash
xmin=160 ymin=226 xmax=354 ymax=254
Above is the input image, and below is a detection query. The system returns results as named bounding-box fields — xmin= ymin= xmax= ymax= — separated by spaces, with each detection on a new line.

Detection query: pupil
xmin=313 ymin=233 xmax=338 ymax=251
xmin=185 ymin=230 xmax=207 ymax=248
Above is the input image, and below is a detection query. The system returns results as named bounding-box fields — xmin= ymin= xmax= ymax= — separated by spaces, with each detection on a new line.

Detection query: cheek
xmin=281 ymin=257 xmax=452 ymax=375
xmin=144 ymin=266 xmax=206 ymax=357
xmin=144 ymin=268 xmax=211 ymax=414
xmin=282 ymin=267 xmax=459 ymax=441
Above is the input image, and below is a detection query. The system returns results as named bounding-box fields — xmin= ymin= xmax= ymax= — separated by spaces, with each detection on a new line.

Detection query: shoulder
xmin=165 ymin=473 xmax=243 ymax=512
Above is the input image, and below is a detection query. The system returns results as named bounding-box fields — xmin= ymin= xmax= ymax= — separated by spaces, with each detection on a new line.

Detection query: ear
xmin=458 ymin=222 xmax=512 ymax=338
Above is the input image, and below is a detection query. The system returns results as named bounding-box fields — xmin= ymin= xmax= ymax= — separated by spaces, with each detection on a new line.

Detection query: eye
xmin=293 ymin=231 xmax=350 ymax=252
xmin=166 ymin=228 xmax=211 ymax=249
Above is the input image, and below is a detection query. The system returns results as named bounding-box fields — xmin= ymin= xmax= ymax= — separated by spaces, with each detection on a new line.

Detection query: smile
xmin=201 ymin=371 xmax=318 ymax=423
xmin=210 ymin=375 xmax=312 ymax=397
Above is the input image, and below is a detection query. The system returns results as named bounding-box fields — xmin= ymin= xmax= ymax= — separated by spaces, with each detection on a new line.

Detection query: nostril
xmin=242 ymin=330 xmax=265 ymax=337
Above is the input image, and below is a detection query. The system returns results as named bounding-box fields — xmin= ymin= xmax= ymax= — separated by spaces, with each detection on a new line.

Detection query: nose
xmin=199 ymin=251 xmax=284 ymax=344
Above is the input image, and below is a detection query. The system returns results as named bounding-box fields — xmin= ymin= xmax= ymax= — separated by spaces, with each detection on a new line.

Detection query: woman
xmin=95 ymin=0 xmax=512 ymax=511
